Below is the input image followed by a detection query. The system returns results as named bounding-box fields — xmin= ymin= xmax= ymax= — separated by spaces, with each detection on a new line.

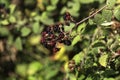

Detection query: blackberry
xmin=53 ymin=25 xmax=61 ymax=33
xmin=58 ymin=32 xmax=64 ymax=39
xmin=53 ymin=48 xmax=60 ymax=53
xmin=46 ymin=26 xmax=52 ymax=33
xmin=63 ymin=40 xmax=71 ymax=46
xmin=63 ymin=12 xmax=71 ymax=21
xmin=42 ymin=31 xmax=47 ymax=36
xmin=47 ymin=41 xmax=56 ymax=47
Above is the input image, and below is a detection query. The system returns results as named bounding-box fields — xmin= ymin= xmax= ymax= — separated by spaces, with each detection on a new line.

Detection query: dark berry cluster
xmin=40 ymin=12 xmax=74 ymax=53
xmin=40 ymin=23 xmax=72 ymax=53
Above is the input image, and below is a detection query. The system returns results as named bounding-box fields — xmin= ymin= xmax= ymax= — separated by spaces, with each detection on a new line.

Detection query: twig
xmin=75 ymin=5 xmax=107 ymax=28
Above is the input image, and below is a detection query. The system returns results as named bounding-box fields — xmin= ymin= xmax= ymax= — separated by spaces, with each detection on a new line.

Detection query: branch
xmin=75 ymin=5 xmax=107 ymax=28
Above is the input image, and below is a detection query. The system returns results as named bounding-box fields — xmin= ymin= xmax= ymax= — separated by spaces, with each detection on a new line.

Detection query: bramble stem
xmin=75 ymin=5 xmax=107 ymax=27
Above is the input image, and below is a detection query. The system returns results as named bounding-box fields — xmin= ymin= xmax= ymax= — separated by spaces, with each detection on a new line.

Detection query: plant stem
xmin=75 ymin=5 xmax=107 ymax=27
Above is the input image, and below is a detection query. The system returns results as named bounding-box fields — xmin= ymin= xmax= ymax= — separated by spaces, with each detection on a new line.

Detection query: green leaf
xmin=99 ymin=54 xmax=108 ymax=67
xmin=51 ymin=0 xmax=59 ymax=5
xmin=21 ymin=27 xmax=31 ymax=37
xmin=0 ymin=27 xmax=9 ymax=36
xmin=28 ymin=35 xmax=41 ymax=45
xmin=73 ymin=52 xmax=85 ymax=65
xmin=102 ymin=10 xmax=113 ymax=22
xmin=77 ymin=23 xmax=86 ymax=33
xmin=72 ymin=35 xmax=81 ymax=46
xmin=14 ymin=37 xmax=22 ymax=50
xmin=94 ymin=14 xmax=105 ymax=24
xmin=106 ymin=0 xmax=116 ymax=9
xmin=40 ymin=12 xmax=54 ymax=25
xmin=92 ymin=40 xmax=106 ymax=47
xmin=46 ymin=5 xmax=56 ymax=11
xmin=32 ymin=22 xmax=40 ymax=34
xmin=9 ymin=16 xmax=16 ymax=23
xmin=0 ymin=19 xmax=9 ymax=25
xmin=16 ymin=64 xmax=27 ymax=77
xmin=9 ymin=4 xmax=16 ymax=14
xmin=27 ymin=61 xmax=43 ymax=75
xmin=64 ymin=23 xmax=75 ymax=32
xmin=114 ymin=7 xmax=120 ymax=21
xmin=80 ymin=0 xmax=94 ymax=4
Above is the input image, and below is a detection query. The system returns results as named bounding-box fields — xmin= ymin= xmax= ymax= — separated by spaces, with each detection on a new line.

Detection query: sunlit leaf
xmin=80 ymin=0 xmax=94 ymax=4
xmin=102 ymin=10 xmax=113 ymax=22
xmin=99 ymin=54 xmax=108 ymax=67
xmin=16 ymin=64 xmax=27 ymax=77
xmin=106 ymin=0 xmax=116 ymax=9
xmin=21 ymin=27 xmax=31 ymax=37
xmin=27 ymin=61 xmax=43 ymax=75
xmin=51 ymin=0 xmax=59 ymax=5
xmin=73 ymin=52 xmax=85 ymax=65
xmin=28 ymin=35 xmax=41 ymax=45
xmin=72 ymin=35 xmax=81 ymax=46
xmin=114 ymin=6 xmax=120 ymax=21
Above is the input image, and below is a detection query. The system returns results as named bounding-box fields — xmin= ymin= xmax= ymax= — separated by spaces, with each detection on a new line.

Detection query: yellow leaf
xmin=99 ymin=54 xmax=108 ymax=67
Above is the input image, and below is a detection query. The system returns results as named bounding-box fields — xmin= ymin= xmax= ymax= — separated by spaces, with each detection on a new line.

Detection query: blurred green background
xmin=0 ymin=0 xmax=120 ymax=80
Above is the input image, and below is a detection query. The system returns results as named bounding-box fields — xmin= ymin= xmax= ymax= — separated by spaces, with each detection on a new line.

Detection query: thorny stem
xmin=74 ymin=5 xmax=107 ymax=28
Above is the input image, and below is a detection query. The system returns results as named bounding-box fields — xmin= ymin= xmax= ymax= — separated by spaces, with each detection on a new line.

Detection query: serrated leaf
xmin=99 ymin=54 xmax=108 ymax=67
xmin=114 ymin=7 xmax=120 ymax=21
xmin=32 ymin=22 xmax=40 ymax=34
xmin=102 ymin=10 xmax=113 ymax=22
xmin=14 ymin=37 xmax=22 ymax=50
xmin=106 ymin=0 xmax=116 ymax=9
xmin=72 ymin=35 xmax=81 ymax=46
xmin=21 ymin=27 xmax=31 ymax=37
xmin=94 ymin=14 xmax=105 ymax=24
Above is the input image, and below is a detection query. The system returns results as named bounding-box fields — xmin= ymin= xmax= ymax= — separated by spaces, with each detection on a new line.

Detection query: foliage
xmin=0 ymin=0 xmax=120 ymax=80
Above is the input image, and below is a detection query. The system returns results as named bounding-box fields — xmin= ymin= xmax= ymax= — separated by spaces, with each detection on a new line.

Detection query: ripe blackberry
xmin=63 ymin=40 xmax=71 ymax=46
xmin=53 ymin=47 xmax=60 ymax=53
xmin=53 ymin=25 xmax=61 ymax=33
xmin=63 ymin=12 xmax=71 ymax=21
xmin=46 ymin=26 xmax=52 ymax=33
xmin=58 ymin=32 xmax=64 ymax=39
xmin=47 ymin=41 xmax=56 ymax=47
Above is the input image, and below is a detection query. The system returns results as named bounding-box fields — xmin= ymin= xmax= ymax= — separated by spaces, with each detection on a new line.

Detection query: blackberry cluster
xmin=40 ymin=12 xmax=73 ymax=53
